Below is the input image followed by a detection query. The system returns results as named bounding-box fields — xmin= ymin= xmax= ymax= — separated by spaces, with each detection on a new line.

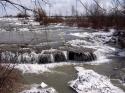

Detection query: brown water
xmin=1 ymin=18 xmax=125 ymax=93
xmin=22 ymin=57 xmax=125 ymax=93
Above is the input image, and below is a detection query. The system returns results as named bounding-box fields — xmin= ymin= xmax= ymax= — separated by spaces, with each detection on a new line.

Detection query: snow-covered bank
xmin=69 ymin=67 xmax=124 ymax=93
xmin=20 ymin=82 xmax=57 ymax=93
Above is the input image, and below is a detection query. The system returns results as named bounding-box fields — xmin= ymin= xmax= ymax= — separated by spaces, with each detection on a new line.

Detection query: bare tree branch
xmin=0 ymin=0 xmax=48 ymax=13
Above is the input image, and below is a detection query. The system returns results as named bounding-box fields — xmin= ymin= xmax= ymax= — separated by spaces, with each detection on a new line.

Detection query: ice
xmin=118 ymin=51 xmax=125 ymax=57
xmin=20 ymin=83 xmax=57 ymax=93
xmin=68 ymin=29 xmax=118 ymax=63
xmin=40 ymin=82 xmax=48 ymax=88
xmin=70 ymin=29 xmax=115 ymax=39
xmin=17 ymin=51 xmax=39 ymax=63
xmin=69 ymin=29 xmax=115 ymax=45
xmin=69 ymin=67 xmax=124 ymax=93
xmin=68 ymin=39 xmax=116 ymax=63
xmin=19 ymin=28 xmax=29 ymax=32
xmin=0 ymin=49 xmax=68 ymax=64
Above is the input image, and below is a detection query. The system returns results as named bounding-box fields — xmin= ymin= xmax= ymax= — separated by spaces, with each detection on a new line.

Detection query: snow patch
xmin=19 ymin=28 xmax=29 ymax=32
xmin=20 ymin=83 xmax=57 ymax=93
xmin=69 ymin=67 xmax=124 ymax=93
xmin=118 ymin=51 xmax=125 ymax=57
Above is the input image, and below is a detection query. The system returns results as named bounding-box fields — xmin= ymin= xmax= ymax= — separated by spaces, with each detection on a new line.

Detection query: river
xmin=0 ymin=18 xmax=125 ymax=93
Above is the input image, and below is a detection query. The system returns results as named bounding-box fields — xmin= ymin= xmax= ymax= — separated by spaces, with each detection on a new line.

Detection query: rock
xmin=20 ymin=83 xmax=57 ymax=93
xmin=111 ymin=31 xmax=125 ymax=48
xmin=119 ymin=68 xmax=125 ymax=83
xmin=42 ymin=49 xmax=67 ymax=62
xmin=118 ymin=51 xmax=125 ymax=57
xmin=38 ymin=54 xmax=52 ymax=64
xmin=119 ymin=38 xmax=125 ymax=48
xmin=68 ymin=51 xmax=96 ymax=61
xmin=53 ymin=51 xmax=66 ymax=62
xmin=69 ymin=67 xmax=124 ymax=93
xmin=0 ymin=48 xmax=96 ymax=63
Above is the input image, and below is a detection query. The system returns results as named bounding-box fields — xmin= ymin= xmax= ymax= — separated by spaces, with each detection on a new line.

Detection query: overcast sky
xmin=0 ymin=0 xmax=113 ymax=16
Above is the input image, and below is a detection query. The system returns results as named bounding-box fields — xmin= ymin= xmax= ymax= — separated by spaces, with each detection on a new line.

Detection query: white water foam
xmin=68 ymin=29 xmax=118 ymax=63
xmin=13 ymin=63 xmax=74 ymax=74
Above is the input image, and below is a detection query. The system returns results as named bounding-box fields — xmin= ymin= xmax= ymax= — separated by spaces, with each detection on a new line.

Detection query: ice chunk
xmin=20 ymin=83 xmax=57 ymax=93
xmin=118 ymin=51 xmax=125 ymax=57
xmin=40 ymin=82 xmax=48 ymax=88
xmin=69 ymin=67 xmax=124 ymax=93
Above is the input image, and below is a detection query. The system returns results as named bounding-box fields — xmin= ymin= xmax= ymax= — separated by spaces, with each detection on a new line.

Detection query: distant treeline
xmin=31 ymin=0 xmax=125 ymax=29
xmin=3 ymin=0 xmax=125 ymax=29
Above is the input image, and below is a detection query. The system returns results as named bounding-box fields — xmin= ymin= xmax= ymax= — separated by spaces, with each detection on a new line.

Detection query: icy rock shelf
xmin=69 ymin=67 xmax=125 ymax=93
xmin=0 ymin=47 xmax=96 ymax=64
xmin=20 ymin=82 xmax=57 ymax=93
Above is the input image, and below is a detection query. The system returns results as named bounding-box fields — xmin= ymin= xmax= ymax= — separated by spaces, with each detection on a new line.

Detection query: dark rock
xmin=119 ymin=38 xmax=125 ymax=48
xmin=89 ymin=52 xmax=97 ymax=61
xmin=38 ymin=54 xmax=52 ymax=64
xmin=42 ymin=49 xmax=67 ymax=62
xmin=110 ymin=31 xmax=125 ymax=48
xmin=68 ymin=51 xmax=96 ymax=61
xmin=53 ymin=51 xmax=66 ymax=62
xmin=113 ymin=31 xmax=121 ymax=36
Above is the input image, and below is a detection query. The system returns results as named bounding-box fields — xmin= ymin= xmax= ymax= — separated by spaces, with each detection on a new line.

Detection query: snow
xmin=118 ymin=51 xmax=125 ymax=57
xmin=69 ymin=67 xmax=124 ymax=93
xmin=40 ymin=82 xmax=48 ymax=88
xmin=70 ymin=29 xmax=115 ymax=39
xmin=20 ymin=83 xmax=57 ymax=93
xmin=19 ymin=28 xmax=29 ymax=32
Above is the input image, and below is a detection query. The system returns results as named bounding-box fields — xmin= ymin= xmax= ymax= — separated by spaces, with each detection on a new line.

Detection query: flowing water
xmin=21 ymin=59 xmax=125 ymax=93
xmin=0 ymin=18 xmax=125 ymax=93
xmin=20 ymin=28 xmax=125 ymax=93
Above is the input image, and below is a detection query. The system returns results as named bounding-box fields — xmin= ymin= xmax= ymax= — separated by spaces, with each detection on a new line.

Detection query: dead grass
xmin=65 ymin=15 xmax=125 ymax=29
xmin=34 ymin=8 xmax=64 ymax=25
xmin=0 ymin=65 xmax=23 ymax=93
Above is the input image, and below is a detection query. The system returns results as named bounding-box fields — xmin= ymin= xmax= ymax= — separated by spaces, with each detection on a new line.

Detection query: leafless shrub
xmin=16 ymin=12 xmax=30 ymax=18
xmin=0 ymin=64 xmax=23 ymax=93
xmin=34 ymin=8 xmax=49 ymax=25
xmin=34 ymin=8 xmax=64 ymax=25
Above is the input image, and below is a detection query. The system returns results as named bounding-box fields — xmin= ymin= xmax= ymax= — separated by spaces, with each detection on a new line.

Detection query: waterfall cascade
xmin=0 ymin=47 xmax=96 ymax=63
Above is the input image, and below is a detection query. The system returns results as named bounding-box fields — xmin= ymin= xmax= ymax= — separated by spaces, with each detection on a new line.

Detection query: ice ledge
xmin=20 ymin=82 xmax=57 ymax=93
xmin=69 ymin=67 xmax=124 ymax=93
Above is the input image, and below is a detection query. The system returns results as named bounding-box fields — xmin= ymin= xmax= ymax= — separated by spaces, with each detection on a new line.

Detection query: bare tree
xmin=0 ymin=1 xmax=47 ymax=93
xmin=0 ymin=0 xmax=48 ymax=16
